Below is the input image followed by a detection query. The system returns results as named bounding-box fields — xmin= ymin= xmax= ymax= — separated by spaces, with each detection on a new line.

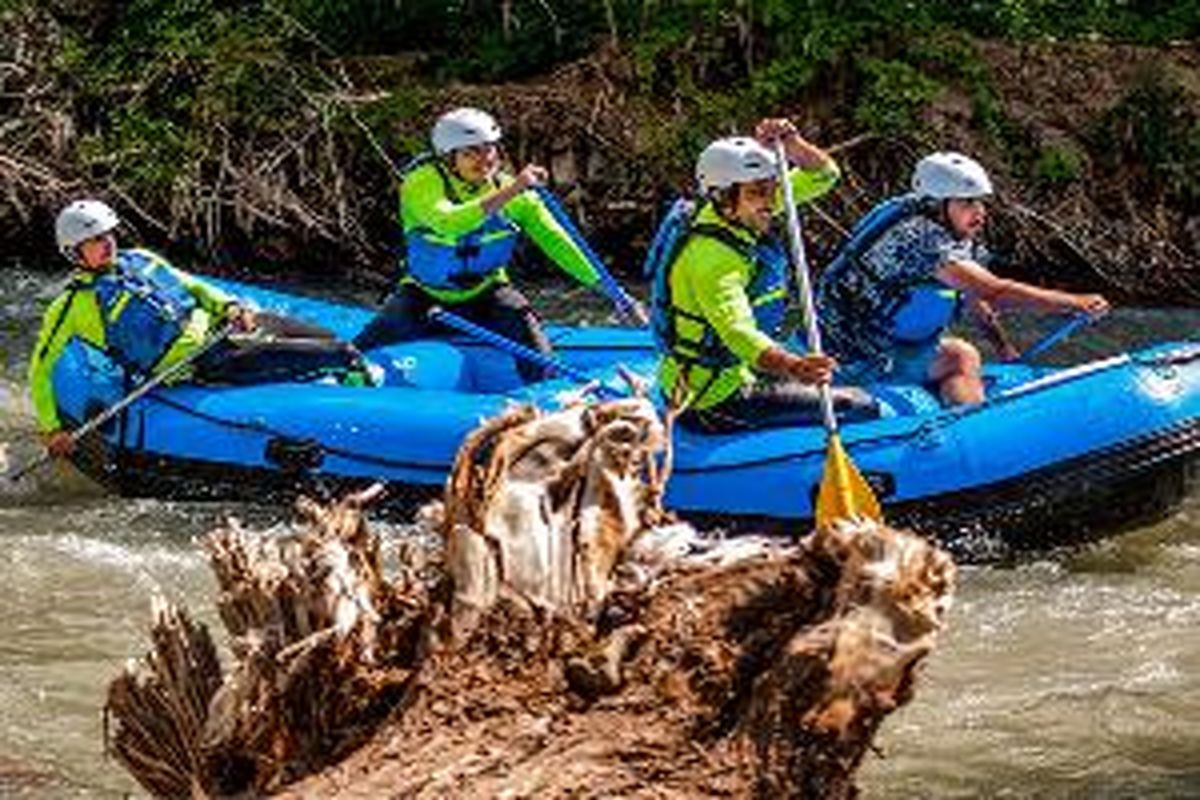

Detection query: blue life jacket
xmin=644 ymin=198 xmax=789 ymax=370
xmin=818 ymin=193 xmax=960 ymax=347
xmin=400 ymin=154 xmax=520 ymax=292
xmin=90 ymin=249 xmax=198 ymax=374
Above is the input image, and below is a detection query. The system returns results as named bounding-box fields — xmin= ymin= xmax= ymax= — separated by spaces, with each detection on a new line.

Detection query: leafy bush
xmin=6 ymin=0 xmax=1197 ymax=275
xmin=931 ymin=0 xmax=1199 ymax=43
xmin=1032 ymin=144 xmax=1085 ymax=187
xmin=853 ymin=59 xmax=943 ymax=136
xmin=1089 ymin=65 xmax=1200 ymax=206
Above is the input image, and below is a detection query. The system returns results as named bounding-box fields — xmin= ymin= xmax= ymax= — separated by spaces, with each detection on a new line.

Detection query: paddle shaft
xmin=1019 ymin=312 xmax=1092 ymax=363
xmin=427 ymin=307 xmax=623 ymax=399
xmin=8 ymin=325 xmax=234 ymax=482
xmin=774 ymin=141 xmax=838 ymax=434
xmin=532 ymin=187 xmax=643 ymax=324
xmin=775 ymin=141 xmax=884 ymax=524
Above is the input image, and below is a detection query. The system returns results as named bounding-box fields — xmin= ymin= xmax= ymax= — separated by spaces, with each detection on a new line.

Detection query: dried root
xmin=104 ymin=601 xmax=221 ymax=799
xmin=104 ymin=485 xmax=433 ymax=796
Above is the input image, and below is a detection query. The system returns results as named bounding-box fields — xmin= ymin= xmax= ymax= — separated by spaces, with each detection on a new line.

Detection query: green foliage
xmin=51 ymin=29 xmax=90 ymax=74
xmin=629 ymin=25 xmax=692 ymax=96
xmin=355 ymin=87 xmax=436 ymax=158
xmin=278 ymin=0 xmax=604 ymax=81
xmin=968 ymin=81 xmax=1038 ymax=170
xmin=1032 ymin=144 xmax=1085 ymax=187
xmin=931 ymin=0 xmax=1199 ymax=43
xmin=1089 ymin=66 xmax=1200 ymax=206
xmin=13 ymin=0 xmax=1198 ymax=248
xmin=906 ymin=32 xmax=990 ymax=86
xmin=750 ymin=56 xmax=819 ymax=108
xmin=29 ymin=0 xmax=1196 ymax=99
xmin=853 ymin=59 xmax=943 ymax=136
xmin=30 ymin=0 xmax=1193 ymax=165
xmin=91 ymin=113 xmax=195 ymax=194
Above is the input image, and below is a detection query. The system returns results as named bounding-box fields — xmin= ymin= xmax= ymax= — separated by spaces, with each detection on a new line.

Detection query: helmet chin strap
xmin=710 ymin=187 xmax=737 ymax=219
xmin=446 ymin=157 xmax=468 ymax=184
xmin=938 ymin=199 xmax=952 ymax=227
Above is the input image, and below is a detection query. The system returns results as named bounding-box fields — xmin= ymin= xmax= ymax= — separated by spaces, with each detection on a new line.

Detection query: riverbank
xmin=2 ymin=3 xmax=1198 ymax=303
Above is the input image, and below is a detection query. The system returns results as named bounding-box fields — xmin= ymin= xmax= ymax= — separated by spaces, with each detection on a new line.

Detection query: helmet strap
xmin=935 ymin=199 xmax=953 ymax=227
xmin=442 ymin=152 xmax=465 ymax=180
xmin=711 ymin=186 xmax=739 ymax=218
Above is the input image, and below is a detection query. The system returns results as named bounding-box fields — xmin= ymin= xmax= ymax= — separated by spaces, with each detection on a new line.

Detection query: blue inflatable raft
xmin=50 ymin=278 xmax=1200 ymax=555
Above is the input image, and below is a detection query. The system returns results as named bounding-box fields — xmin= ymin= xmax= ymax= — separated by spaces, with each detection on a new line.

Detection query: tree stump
xmin=105 ymin=399 xmax=955 ymax=798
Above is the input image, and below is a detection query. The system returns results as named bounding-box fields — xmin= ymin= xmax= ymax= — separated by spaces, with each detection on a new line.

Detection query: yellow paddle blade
xmin=815 ymin=432 xmax=883 ymax=527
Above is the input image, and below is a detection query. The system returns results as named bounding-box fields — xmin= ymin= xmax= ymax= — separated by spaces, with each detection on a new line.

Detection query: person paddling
xmin=29 ymin=199 xmax=369 ymax=460
xmin=648 ymin=118 xmax=853 ymax=433
xmin=352 ymin=107 xmax=642 ymax=382
xmin=816 ymin=152 xmax=1110 ymax=404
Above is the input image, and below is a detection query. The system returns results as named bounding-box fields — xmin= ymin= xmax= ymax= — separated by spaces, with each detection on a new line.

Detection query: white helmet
xmin=696 ymin=137 xmax=778 ymax=192
xmin=912 ymin=152 xmax=993 ymax=199
xmin=55 ymin=199 xmax=120 ymax=259
xmin=431 ymin=107 xmax=503 ymax=155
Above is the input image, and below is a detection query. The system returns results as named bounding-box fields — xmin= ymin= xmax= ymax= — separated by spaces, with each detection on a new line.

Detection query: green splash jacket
xmin=28 ymin=250 xmax=232 ymax=433
xmin=399 ymin=161 xmax=601 ymax=302
xmin=659 ymin=162 xmax=840 ymax=410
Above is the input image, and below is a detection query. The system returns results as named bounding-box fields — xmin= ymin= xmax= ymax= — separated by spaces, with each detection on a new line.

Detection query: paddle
xmin=6 ymin=324 xmax=234 ymax=483
xmin=532 ymin=187 xmax=647 ymax=326
xmin=774 ymin=140 xmax=882 ymax=526
xmin=426 ymin=306 xmax=626 ymax=399
xmin=1019 ymin=312 xmax=1093 ymax=363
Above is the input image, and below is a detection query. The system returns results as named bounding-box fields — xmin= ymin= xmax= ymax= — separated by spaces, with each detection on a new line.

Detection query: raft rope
xmin=143 ymin=391 xmax=449 ymax=472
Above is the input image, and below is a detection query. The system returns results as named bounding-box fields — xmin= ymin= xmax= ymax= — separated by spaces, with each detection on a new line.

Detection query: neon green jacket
xmin=28 ymin=250 xmax=232 ymax=433
xmin=659 ymin=162 xmax=840 ymax=410
xmin=399 ymin=161 xmax=601 ymax=302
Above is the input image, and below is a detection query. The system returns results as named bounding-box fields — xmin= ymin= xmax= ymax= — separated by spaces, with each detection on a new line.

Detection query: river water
xmin=1 ymin=267 xmax=1197 ymax=797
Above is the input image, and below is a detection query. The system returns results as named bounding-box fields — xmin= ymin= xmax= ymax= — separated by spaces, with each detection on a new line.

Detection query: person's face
xmin=451 ymin=142 xmax=500 ymax=184
xmin=945 ymin=197 xmax=988 ymax=239
xmin=75 ymin=232 xmax=117 ymax=270
xmin=730 ymin=178 xmax=777 ymax=234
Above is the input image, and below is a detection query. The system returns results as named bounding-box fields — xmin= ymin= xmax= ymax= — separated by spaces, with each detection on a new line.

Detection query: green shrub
xmin=853 ymin=59 xmax=942 ymax=136
xmin=907 ymin=32 xmax=989 ymax=85
xmin=930 ymin=0 xmax=1199 ymax=43
xmin=1032 ymin=144 xmax=1085 ymax=187
xmin=1089 ymin=65 xmax=1200 ymax=206
xmin=969 ymin=83 xmax=1036 ymax=168
xmin=9 ymin=0 xmax=1198 ymax=267
xmin=750 ymin=56 xmax=819 ymax=108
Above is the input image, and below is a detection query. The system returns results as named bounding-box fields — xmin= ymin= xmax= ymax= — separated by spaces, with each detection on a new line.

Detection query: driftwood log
xmin=105 ymin=398 xmax=956 ymax=798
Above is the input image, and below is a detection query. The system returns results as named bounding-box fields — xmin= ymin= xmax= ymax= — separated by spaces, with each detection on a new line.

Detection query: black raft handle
xmin=264 ymin=436 xmax=325 ymax=473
